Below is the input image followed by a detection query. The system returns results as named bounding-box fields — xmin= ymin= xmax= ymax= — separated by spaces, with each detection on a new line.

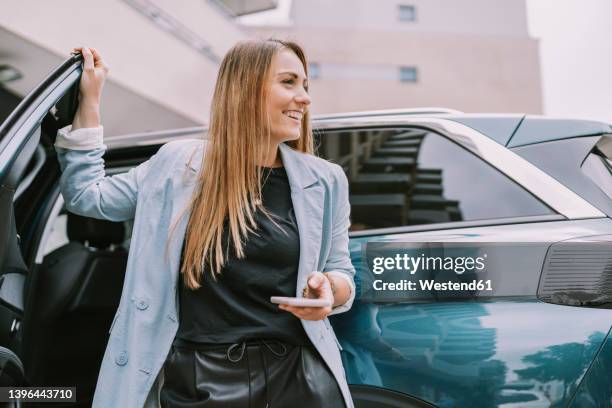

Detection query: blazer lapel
xmin=279 ymin=143 xmax=325 ymax=295
xmin=166 ymin=144 xmax=204 ymax=284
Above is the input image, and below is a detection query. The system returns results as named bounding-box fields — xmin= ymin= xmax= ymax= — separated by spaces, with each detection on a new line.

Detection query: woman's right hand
xmin=72 ymin=46 xmax=109 ymax=130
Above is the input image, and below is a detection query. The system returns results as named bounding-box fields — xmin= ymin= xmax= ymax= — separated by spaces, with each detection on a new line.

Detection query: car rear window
xmin=582 ymin=151 xmax=612 ymax=200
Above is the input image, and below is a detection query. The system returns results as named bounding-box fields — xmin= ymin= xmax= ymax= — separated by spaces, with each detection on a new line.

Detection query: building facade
xmin=1 ymin=0 xmax=542 ymax=135
xmin=245 ymin=0 xmax=543 ymax=115
xmin=0 ymin=0 xmax=274 ymax=135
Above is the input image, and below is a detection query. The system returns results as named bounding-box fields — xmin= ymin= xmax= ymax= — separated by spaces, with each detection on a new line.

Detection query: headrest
xmin=67 ymin=213 xmax=125 ymax=248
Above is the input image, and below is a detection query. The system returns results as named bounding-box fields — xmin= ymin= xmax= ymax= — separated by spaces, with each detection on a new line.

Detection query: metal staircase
xmin=341 ymin=130 xmax=463 ymax=229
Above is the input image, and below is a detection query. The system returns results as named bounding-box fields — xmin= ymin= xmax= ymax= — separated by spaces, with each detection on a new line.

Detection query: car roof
xmin=315 ymin=110 xmax=612 ymax=148
xmin=505 ymin=116 xmax=612 ymax=147
xmin=442 ymin=114 xmax=612 ymax=147
xmin=104 ymin=109 xmax=612 ymax=150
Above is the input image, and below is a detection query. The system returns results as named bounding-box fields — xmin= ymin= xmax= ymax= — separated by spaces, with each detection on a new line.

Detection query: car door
xmin=0 ymin=54 xmax=81 ymax=389
xmin=1 ymin=54 xmax=156 ymax=407
xmin=318 ymin=124 xmax=612 ymax=408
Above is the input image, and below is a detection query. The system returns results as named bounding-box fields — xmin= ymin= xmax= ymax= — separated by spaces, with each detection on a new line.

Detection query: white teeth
xmin=284 ymin=111 xmax=302 ymax=121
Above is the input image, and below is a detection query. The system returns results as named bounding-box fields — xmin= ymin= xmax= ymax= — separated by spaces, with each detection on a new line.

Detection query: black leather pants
xmin=160 ymin=338 xmax=345 ymax=408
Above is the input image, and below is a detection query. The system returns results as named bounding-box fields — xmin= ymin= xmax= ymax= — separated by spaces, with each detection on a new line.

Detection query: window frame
xmin=581 ymin=149 xmax=612 ymax=202
xmin=319 ymin=125 xmax=556 ymax=233
xmin=310 ymin=120 xmax=603 ymax=236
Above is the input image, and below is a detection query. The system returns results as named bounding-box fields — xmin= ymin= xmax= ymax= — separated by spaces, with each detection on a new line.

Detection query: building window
xmin=398 ymin=4 xmax=416 ymax=22
xmin=309 ymin=62 xmax=321 ymax=79
xmin=399 ymin=66 xmax=418 ymax=82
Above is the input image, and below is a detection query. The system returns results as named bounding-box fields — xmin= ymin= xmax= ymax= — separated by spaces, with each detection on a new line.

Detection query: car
xmin=0 ymin=55 xmax=611 ymax=408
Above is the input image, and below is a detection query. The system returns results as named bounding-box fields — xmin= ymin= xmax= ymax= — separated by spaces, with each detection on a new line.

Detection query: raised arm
xmin=56 ymin=47 xmax=149 ymax=221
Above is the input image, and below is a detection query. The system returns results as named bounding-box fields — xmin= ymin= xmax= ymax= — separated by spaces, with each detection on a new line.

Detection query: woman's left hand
xmin=278 ymin=272 xmax=334 ymax=321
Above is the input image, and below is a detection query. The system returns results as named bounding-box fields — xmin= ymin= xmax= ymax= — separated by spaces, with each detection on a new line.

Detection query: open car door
xmin=0 ymin=54 xmax=82 ymax=394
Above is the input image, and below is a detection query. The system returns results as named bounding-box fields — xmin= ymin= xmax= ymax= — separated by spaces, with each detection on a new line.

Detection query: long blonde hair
xmin=181 ymin=39 xmax=314 ymax=289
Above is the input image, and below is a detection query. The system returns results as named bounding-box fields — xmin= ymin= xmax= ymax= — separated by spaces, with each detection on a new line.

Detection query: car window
xmin=315 ymin=128 xmax=553 ymax=231
xmin=582 ymin=151 xmax=612 ymax=201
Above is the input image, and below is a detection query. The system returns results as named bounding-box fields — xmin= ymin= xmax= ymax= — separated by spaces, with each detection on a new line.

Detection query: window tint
xmin=582 ymin=152 xmax=612 ymax=201
xmin=315 ymin=128 xmax=553 ymax=231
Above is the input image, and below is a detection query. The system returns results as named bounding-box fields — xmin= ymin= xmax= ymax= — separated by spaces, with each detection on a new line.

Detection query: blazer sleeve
xmin=323 ymin=163 xmax=356 ymax=316
xmin=55 ymin=125 xmax=156 ymax=222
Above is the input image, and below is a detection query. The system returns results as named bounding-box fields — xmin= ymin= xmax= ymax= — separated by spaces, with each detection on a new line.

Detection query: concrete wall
xmin=250 ymin=26 xmax=542 ymax=114
xmin=247 ymin=0 xmax=542 ymax=115
xmin=290 ymin=0 xmax=529 ymax=35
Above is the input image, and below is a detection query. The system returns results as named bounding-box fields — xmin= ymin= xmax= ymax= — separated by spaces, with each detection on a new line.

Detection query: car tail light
xmin=538 ymin=236 xmax=612 ymax=308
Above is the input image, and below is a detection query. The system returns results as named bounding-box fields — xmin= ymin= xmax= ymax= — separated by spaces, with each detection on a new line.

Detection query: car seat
xmin=21 ymin=213 xmax=128 ymax=406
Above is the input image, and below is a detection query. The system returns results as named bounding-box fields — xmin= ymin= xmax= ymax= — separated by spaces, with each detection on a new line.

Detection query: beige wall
xmin=250 ymin=27 xmax=542 ymax=114
xmin=248 ymin=0 xmax=542 ymax=115
xmin=290 ymin=0 xmax=529 ymax=35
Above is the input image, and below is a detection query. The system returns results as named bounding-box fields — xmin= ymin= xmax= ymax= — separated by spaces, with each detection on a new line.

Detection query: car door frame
xmin=0 ymin=54 xmax=83 ymax=260
xmin=0 ymin=55 xmax=82 ymax=386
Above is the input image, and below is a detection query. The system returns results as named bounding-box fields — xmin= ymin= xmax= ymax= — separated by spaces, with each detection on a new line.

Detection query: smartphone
xmin=270 ymin=296 xmax=332 ymax=308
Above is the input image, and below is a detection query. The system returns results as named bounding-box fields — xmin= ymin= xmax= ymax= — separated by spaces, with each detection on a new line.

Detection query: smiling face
xmin=266 ymin=48 xmax=311 ymax=145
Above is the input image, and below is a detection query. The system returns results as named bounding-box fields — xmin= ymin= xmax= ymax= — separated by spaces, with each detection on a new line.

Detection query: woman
xmin=55 ymin=40 xmax=356 ymax=408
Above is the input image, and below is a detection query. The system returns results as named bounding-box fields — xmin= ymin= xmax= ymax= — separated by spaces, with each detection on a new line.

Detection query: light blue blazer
xmin=56 ymin=131 xmax=356 ymax=408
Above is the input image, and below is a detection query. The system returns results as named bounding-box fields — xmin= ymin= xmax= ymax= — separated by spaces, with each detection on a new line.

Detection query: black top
xmin=175 ymin=166 xmax=311 ymax=345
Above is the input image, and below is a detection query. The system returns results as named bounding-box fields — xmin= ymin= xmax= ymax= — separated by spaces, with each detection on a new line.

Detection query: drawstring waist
xmin=162 ymin=338 xmax=344 ymax=408
xmin=226 ymin=339 xmax=288 ymax=408
xmin=172 ymin=338 xmax=295 ymax=408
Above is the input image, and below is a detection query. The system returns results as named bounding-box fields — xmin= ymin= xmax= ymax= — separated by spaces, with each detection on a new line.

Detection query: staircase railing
xmin=337 ymin=131 xmax=386 ymax=180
